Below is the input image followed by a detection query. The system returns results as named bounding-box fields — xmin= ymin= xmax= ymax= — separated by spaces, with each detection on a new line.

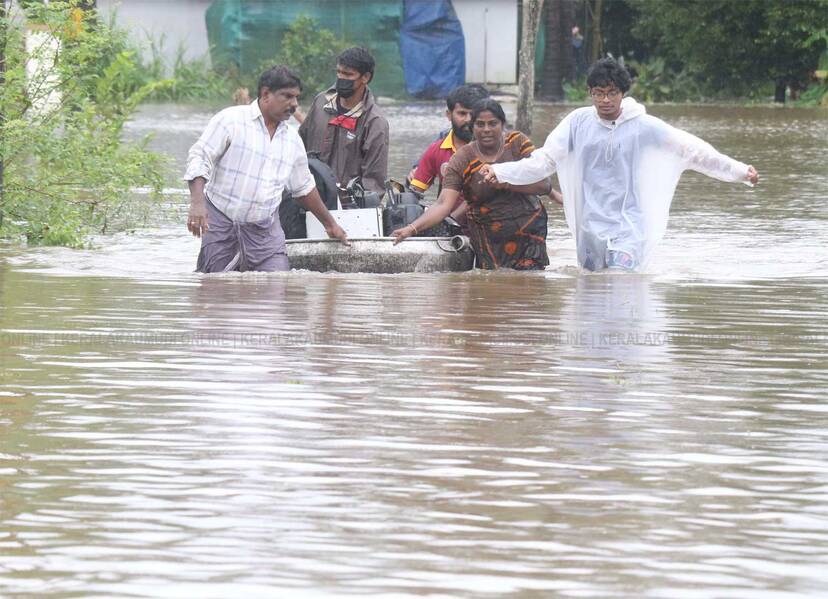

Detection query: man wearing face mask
xmin=299 ymin=47 xmax=389 ymax=199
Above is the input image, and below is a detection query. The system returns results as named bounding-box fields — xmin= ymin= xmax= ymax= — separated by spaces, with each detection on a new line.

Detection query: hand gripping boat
xmin=280 ymin=160 xmax=474 ymax=273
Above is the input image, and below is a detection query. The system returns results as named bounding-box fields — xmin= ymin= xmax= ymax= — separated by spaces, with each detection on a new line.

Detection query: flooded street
xmin=1 ymin=100 xmax=827 ymax=597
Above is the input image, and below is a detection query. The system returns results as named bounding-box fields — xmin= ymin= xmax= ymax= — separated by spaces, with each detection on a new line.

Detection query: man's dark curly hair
xmin=586 ymin=58 xmax=632 ymax=93
xmin=446 ymin=84 xmax=490 ymax=111
xmin=337 ymin=47 xmax=375 ymax=82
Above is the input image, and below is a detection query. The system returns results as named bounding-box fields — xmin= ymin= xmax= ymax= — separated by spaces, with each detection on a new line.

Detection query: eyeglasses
xmin=589 ymin=89 xmax=621 ymax=100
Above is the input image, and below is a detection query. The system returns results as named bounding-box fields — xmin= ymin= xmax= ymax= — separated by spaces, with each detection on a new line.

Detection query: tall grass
xmin=130 ymin=34 xmax=239 ymax=102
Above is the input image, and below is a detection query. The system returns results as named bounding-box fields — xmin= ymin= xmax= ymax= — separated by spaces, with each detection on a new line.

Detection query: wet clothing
xmin=185 ymin=100 xmax=315 ymax=272
xmin=299 ymin=87 xmax=389 ymax=197
xmin=185 ymin=100 xmax=315 ymax=223
xmin=196 ymin=199 xmax=289 ymax=273
xmin=492 ymin=97 xmax=752 ymax=270
xmin=443 ymin=131 xmax=550 ymax=270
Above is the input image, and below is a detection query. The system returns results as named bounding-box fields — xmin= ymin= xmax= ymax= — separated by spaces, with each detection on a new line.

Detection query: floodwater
xmin=1 ymin=100 xmax=827 ymax=598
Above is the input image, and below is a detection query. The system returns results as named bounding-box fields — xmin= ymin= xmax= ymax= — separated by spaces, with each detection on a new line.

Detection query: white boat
xmin=286 ymin=236 xmax=474 ymax=273
xmin=282 ymin=172 xmax=473 ymax=273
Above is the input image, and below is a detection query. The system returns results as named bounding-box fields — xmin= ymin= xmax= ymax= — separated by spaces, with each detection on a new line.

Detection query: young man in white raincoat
xmin=481 ymin=58 xmax=760 ymax=271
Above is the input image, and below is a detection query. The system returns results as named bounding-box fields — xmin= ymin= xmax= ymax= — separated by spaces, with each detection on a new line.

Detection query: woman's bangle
xmin=409 ymin=223 xmax=419 ymax=235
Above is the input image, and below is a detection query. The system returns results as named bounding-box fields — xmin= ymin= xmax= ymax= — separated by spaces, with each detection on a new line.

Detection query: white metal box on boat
xmin=305 ymin=209 xmax=383 ymax=239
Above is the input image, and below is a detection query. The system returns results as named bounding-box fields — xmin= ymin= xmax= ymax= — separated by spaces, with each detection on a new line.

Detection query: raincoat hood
xmin=593 ymin=96 xmax=646 ymax=128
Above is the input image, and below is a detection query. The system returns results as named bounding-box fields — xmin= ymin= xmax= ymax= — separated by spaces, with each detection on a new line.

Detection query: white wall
xmin=97 ymin=0 xmax=518 ymax=83
xmin=97 ymin=0 xmax=212 ymax=67
xmin=453 ymin=0 xmax=518 ymax=84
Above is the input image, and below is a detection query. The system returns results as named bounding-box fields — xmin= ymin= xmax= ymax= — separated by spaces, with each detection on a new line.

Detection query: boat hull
xmin=286 ymin=237 xmax=474 ymax=273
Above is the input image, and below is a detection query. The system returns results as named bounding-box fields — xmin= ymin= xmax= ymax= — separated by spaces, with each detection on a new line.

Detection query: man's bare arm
xmin=294 ymin=188 xmax=350 ymax=245
xmin=187 ymin=177 xmax=209 ymax=238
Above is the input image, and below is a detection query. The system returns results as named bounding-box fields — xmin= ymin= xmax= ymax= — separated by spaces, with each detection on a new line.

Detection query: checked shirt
xmin=184 ymin=100 xmax=315 ymax=223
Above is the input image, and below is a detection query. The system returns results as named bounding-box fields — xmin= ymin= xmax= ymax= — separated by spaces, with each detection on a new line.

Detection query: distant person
xmin=184 ymin=66 xmax=348 ymax=273
xmin=407 ymin=84 xmax=490 ymax=226
xmin=299 ymin=47 xmax=389 ymax=199
xmin=571 ymin=26 xmax=586 ymax=77
xmin=393 ymin=99 xmax=552 ymax=270
xmin=232 ymin=87 xmax=251 ymax=105
xmin=481 ymin=58 xmax=759 ymax=271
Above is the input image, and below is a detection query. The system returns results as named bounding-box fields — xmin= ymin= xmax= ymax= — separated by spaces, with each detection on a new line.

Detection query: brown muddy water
xmin=1 ymin=101 xmax=827 ymax=597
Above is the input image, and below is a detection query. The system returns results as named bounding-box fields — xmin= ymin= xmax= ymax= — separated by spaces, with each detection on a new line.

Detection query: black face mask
xmin=335 ymin=78 xmax=357 ymax=99
xmin=452 ymin=122 xmax=474 ymax=143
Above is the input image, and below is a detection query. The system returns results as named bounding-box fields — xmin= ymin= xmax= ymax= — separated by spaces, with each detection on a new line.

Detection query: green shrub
xmin=130 ymin=35 xmax=239 ymax=102
xmin=563 ymin=76 xmax=589 ymax=103
xmin=627 ymin=58 xmax=709 ymax=103
xmin=125 ymin=16 xmax=346 ymax=103
xmin=794 ymin=81 xmax=828 ymax=107
xmin=0 ymin=1 xmax=169 ymax=247
xmin=167 ymin=48 xmax=237 ymax=101
xmin=272 ymin=16 xmax=348 ymax=99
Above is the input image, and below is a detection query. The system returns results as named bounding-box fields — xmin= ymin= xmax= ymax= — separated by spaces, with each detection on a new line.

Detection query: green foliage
xmin=563 ymin=76 xmax=589 ymax=103
xmin=271 ymin=16 xmax=347 ymax=99
xmin=627 ymin=0 xmax=828 ymax=101
xmin=794 ymin=81 xmax=828 ymax=107
xmin=628 ymin=58 xmax=672 ymax=103
xmin=129 ymin=35 xmax=239 ymax=102
xmin=139 ymin=15 xmax=346 ymax=105
xmin=0 ymin=1 xmax=169 ymax=247
xmin=94 ymin=50 xmax=173 ymax=117
xmin=628 ymin=58 xmax=704 ymax=103
xmin=164 ymin=49 xmax=237 ymax=101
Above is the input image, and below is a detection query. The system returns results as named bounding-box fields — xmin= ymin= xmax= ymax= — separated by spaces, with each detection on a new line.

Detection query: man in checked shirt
xmin=185 ymin=66 xmax=348 ymax=273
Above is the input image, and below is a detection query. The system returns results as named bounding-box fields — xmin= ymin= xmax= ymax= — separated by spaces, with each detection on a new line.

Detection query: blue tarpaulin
xmin=400 ymin=0 xmax=466 ymax=98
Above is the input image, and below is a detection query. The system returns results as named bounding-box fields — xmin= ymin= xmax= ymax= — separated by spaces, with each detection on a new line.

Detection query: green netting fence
xmin=206 ymin=0 xmax=406 ymax=96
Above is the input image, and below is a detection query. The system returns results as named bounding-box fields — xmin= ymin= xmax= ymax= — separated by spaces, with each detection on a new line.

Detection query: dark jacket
xmin=298 ymin=87 xmax=389 ymax=197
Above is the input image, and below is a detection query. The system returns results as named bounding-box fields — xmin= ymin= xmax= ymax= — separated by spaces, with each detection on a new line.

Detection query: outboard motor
xmin=382 ymin=179 xmax=424 ymax=236
xmin=361 ymin=191 xmax=382 ymax=209
xmin=381 ymin=180 xmax=464 ymax=237
xmin=279 ymin=155 xmax=339 ymax=239
xmin=341 ymin=177 xmax=382 ymax=210
xmin=340 ymin=177 xmax=361 ymax=210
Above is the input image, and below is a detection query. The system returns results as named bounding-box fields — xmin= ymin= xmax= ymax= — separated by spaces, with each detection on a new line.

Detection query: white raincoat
xmin=493 ymin=97 xmax=752 ymax=270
